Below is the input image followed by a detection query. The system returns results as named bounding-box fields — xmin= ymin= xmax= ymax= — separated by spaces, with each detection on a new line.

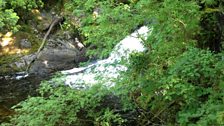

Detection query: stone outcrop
xmin=1 ymin=9 xmax=86 ymax=76
xmin=28 ymin=32 xmax=87 ymax=76
xmin=10 ymin=31 xmax=87 ymax=76
xmin=19 ymin=39 xmax=32 ymax=49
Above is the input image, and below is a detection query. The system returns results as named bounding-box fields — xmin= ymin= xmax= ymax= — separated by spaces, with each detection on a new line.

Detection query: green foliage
xmin=0 ymin=0 xmax=43 ymax=32
xmin=5 ymin=75 xmax=124 ymax=126
xmin=174 ymin=49 xmax=224 ymax=125
xmin=197 ymin=0 xmax=224 ymax=52
xmin=0 ymin=9 xmax=19 ymax=32
xmin=115 ymin=47 xmax=224 ymax=125
xmin=10 ymin=0 xmax=43 ymax=9
xmin=140 ymin=0 xmax=200 ymax=45
xmin=64 ymin=0 xmax=202 ymax=59
xmin=3 ymin=0 xmax=224 ymax=125
xmin=109 ymin=0 xmax=224 ymax=125
xmin=65 ymin=0 xmax=146 ymax=58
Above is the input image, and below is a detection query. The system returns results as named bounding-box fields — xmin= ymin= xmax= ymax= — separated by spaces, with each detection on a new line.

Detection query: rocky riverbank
xmin=0 ymin=9 xmax=87 ymax=76
xmin=0 ymin=74 xmax=45 ymax=123
xmin=0 ymin=5 xmax=87 ymax=123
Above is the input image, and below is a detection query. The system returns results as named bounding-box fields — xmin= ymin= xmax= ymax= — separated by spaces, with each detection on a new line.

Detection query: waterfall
xmin=61 ymin=26 xmax=150 ymax=89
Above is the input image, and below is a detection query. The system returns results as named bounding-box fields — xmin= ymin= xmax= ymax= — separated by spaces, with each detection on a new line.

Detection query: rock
xmin=5 ymin=13 xmax=87 ymax=76
xmin=28 ymin=33 xmax=88 ymax=76
xmin=29 ymin=48 xmax=81 ymax=76
xmin=20 ymin=39 xmax=32 ymax=48
xmin=36 ymin=11 xmax=53 ymax=31
xmin=13 ymin=62 xmax=25 ymax=69
xmin=10 ymin=54 xmax=36 ymax=70
xmin=21 ymin=54 xmax=37 ymax=65
xmin=6 ymin=30 xmax=87 ymax=77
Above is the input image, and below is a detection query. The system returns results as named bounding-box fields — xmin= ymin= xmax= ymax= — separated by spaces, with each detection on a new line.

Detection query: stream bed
xmin=0 ymin=25 xmax=150 ymax=124
xmin=0 ymin=74 xmax=46 ymax=123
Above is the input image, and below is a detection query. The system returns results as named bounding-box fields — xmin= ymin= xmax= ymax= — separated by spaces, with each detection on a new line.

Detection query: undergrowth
xmin=2 ymin=0 xmax=224 ymax=125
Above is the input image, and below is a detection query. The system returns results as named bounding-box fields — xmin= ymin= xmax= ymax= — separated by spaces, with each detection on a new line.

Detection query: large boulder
xmin=29 ymin=33 xmax=87 ymax=76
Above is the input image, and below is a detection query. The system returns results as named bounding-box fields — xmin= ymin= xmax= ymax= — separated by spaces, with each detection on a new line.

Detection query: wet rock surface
xmin=0 ymin=7 xmax=85 ymax=76
xmin=0 ymin=74 xmax=46 ymax=123
xmin=19 ymin=39 xmax=32 ymax=49
xmin=7 ymin=32 xmax=86 ymax=77
xmin=11 ymin=54 xmax=36 ymax=69
xmin=28 ymin=32 xmax=87 ymax=76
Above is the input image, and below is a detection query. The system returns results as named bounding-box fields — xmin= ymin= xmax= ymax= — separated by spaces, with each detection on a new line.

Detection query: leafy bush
xmin=0 ymin=0 xmax=43 ymax=32
xmin=114 ymin=48 xmax=224 ymax=125
xmin=4 ymin=75 xmax=124 ymax=126
xmin=64 ymin=0 xmax=148 ymax=58
xmin=3 ymin=0 xmax=224 ymax=125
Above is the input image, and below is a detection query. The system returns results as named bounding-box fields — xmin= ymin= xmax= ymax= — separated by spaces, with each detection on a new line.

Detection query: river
xmin=0 ymin=74 xmax=48 ymax=123
xmin=0 ymin=25 xmax=150 ymax=124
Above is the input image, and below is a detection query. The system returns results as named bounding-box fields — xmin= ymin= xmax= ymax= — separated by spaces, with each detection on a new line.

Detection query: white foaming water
xmin=61 ymin=26 xmax=150 ymax=89
xmin=15 ymin=73 xmax=29 ymax=80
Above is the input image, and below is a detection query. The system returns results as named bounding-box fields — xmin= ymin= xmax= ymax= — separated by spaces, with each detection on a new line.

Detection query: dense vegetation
xmin=1 ymin=0 xmax=224 ymax=125
xmin=0 ymin=0 xmax=43 ymax=33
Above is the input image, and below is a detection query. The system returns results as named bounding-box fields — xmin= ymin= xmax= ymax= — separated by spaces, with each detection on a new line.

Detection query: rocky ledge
xmin=14 ymin=31 xmax=87 ymax=76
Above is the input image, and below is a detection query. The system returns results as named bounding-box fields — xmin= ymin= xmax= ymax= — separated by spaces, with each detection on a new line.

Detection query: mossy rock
xmin=14 ymin=30 xmax=41 ymax=53
xmin=0 ymin=28 xmax=42 ymax=74
xmin=0 ymin=55 xmax=21 ymax=74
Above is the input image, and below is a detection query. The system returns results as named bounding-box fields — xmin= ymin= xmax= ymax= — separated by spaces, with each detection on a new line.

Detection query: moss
xmin=0 ymin=55 xmax=21 ymax=74
xmin=14 ymin=28 xmax=42 ymax=53
xmin=0 ymin=25 xmax=42 ymax=74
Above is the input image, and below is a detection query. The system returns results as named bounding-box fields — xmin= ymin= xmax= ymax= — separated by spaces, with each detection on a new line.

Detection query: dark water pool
xmin=0 ymin=74 xmax=45 ymax=123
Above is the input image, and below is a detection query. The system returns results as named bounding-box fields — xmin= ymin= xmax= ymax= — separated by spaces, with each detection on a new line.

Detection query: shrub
xmin=3 ymin=0 xmax=224 ymax=125
xmin=5 ymin=75 xmax=124 ymax=126
xmin=0 ymin=0 xmax=43 ymax=32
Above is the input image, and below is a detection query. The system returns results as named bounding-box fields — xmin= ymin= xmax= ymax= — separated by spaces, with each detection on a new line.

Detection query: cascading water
xmin=0 ymin=26 xmax=150 ymax=123
xmin=61 ymin=26 xmax=150 ymax=89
